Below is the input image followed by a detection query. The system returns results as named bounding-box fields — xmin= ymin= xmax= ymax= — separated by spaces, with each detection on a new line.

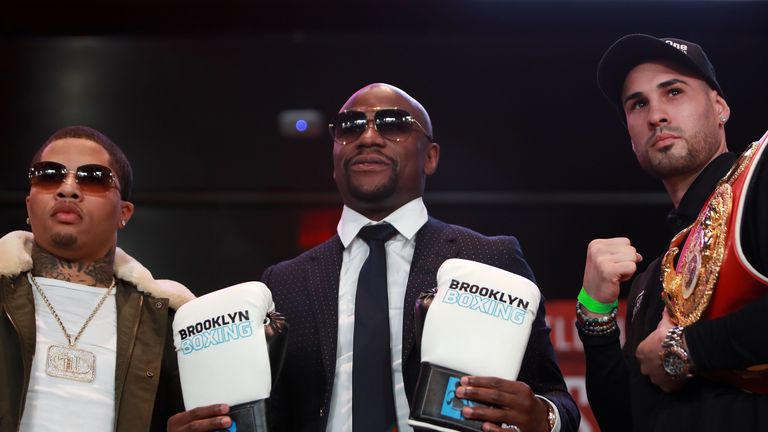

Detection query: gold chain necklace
xmin=27 ymin=272 xmax=115 ymax=382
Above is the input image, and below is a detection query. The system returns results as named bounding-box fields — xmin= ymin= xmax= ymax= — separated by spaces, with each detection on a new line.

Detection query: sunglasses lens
xmin=29 ymin=162 xmax=67 ymax=188
xmin=332 ymin=111 xmax=368 ymax=143
xmin=28 ymin=161 xmax=116 ymax=193
xmin=75 ymin=164 xmax=115 ymax=192
xmin=374 ymin=109 xmax=414 ymax=141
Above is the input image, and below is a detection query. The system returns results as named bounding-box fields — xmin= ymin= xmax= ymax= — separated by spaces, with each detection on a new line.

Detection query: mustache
xmin=344 ymin=149 xmax=398 ymax=170
xmin=644 ymin=126 xmax=684 ymax=147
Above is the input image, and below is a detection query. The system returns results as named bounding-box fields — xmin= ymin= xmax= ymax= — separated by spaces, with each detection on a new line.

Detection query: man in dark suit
xmin=262 ymin=83 xmax=579 ymax=432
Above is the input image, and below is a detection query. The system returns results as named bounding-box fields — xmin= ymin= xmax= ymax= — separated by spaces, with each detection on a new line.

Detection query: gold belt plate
xmin=661 ymin=183 xmax=732 ymax=326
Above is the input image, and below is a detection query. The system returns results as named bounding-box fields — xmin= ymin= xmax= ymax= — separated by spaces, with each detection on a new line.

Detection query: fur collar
xmin=0 ymin=230 xmax=195 ymax=310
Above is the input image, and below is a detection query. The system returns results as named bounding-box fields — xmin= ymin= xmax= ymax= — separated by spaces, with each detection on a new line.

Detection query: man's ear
xmin=715 ymin=94 xmax=730 ymax=124
xmin=119 ymin=201 xmax=135 ymax=229
xmin=424 ymin=142 xmax=440 ymax=176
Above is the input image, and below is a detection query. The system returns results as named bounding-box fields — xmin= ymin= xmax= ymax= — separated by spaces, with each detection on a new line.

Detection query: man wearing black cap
xmin=576 ymin=34 xmax=768 ymax=431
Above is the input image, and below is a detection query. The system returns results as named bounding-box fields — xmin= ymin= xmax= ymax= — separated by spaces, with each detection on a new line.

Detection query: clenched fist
xmin=582 ymin=237 xmax=643 ymax=307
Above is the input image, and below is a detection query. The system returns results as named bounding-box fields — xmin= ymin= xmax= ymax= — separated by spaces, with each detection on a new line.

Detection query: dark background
xmin=2 ymin=0 xmax=767 ymax=299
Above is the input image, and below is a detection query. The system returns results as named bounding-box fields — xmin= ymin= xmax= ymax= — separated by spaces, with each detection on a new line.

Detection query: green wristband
xmin=577 ymin=287 xmax=618 ymax=314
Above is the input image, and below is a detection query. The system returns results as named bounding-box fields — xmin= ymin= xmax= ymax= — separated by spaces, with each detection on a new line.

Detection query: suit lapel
xmin=307 ymin=236 xmax=344 ymax=399
xmin=401 ymin=218 xmax=458 ymax=364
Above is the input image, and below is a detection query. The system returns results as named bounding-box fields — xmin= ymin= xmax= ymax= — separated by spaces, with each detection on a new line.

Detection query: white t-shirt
xmin=20 ymin=276 xmax=118 ymax=432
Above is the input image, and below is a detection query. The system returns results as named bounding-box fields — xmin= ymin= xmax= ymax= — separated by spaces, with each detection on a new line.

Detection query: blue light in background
xmin=278 ymin=109 xmax=323 ymax=138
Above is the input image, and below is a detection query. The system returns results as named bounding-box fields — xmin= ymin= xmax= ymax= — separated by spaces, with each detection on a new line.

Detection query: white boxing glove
xmin=173 ymin=281 xmax=273 ymax=410
xmin=421 ymin=258 xmax=541 ymax=380
xmin=409 ymin=258 xmax=542 ymax=432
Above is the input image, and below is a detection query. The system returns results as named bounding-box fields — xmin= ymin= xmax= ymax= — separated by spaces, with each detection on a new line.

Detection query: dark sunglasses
xmin=28 ymin=161 xmax=120 ymax=193
xmin=328 ymin=107 xmax=434 ymax=145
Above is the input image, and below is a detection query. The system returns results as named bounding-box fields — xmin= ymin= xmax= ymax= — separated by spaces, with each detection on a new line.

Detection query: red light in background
xmin=298 ymin=207 xmax=342 ymax=250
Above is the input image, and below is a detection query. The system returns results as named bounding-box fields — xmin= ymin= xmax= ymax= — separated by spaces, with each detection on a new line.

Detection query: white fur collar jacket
xmin=0 ymin=230 xmax=195 ymax=309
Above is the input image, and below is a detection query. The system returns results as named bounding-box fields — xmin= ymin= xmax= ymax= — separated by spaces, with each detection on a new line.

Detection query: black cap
xmin=597 ymin=34 xmax=723 ymax=119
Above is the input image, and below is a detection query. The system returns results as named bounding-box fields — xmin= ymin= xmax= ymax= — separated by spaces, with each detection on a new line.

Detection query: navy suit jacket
xmin=262 ymin=217 xmax=579 ymax=431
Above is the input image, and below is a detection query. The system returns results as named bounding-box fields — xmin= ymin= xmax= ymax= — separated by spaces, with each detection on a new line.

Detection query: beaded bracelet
xmin=577 ymin=320 xmax=618 ymax=336
xmin=576 ymin=320 xmax=618 ymax=336
xmin=576 ymin=301 xmax=617 ymax=323
xmin=575 ymin=302 xmax=618 ymax=336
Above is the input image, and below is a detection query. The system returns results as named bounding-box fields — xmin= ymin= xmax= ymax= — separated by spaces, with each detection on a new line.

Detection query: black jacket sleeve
xmin=578 ymin=328 xmax=631 ymax=432
xmin=504 ymin=237 xmax=581 ymax=431
xmin=576 ymin=256 xmax=661 ymax=432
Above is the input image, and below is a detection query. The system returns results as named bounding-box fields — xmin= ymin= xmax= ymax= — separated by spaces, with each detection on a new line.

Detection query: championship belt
xmin=662 ymin=141 xmax=760 ymax=324
xmin=661 ymin=133 xmax=768 ymax=393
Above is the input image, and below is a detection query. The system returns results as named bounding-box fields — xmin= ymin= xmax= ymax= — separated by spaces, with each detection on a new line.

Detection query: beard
xmin=343 ymin=154 xmax=400 ymax=203
xmin=638 ymin=123 xmax=721 ymax=179
xmin=346 ymin=167 xmax=399 ymax=203
xmin=50 ymin=232 xmax=78 ymax=248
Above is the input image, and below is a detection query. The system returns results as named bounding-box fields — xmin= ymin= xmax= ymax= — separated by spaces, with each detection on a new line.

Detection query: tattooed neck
xmin=31 ymin=244 xmax=116 ymax=287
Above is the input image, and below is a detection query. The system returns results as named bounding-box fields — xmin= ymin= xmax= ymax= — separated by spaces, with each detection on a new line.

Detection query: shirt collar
xmin=337 ymin=197 xmax=429 ymax=247
xmin=666 ymin=152 xmax=737 ymax=236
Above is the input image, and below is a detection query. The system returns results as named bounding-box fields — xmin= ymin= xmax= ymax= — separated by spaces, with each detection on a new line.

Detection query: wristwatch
xmin=545 ymin=402 xmax=556 ymax=431
xmin=661 ymin=326 xmax=694 ymax=379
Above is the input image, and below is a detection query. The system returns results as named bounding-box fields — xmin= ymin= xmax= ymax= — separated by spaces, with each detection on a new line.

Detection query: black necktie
xmin=353 ymin=223 xmax=399 ymax=432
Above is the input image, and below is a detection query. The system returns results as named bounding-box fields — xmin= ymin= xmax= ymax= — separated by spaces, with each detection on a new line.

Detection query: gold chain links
xmin=27 ymin=273 xmax=115 ymax=347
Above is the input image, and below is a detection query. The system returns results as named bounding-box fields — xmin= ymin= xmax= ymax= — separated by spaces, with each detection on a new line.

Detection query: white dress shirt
xmin=326 ymin=197 xmax=428 ymax=432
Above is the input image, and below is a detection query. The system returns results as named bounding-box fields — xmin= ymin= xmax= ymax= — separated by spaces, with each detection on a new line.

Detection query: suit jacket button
xmin=155 ymin=301 xmax=164 ymax=309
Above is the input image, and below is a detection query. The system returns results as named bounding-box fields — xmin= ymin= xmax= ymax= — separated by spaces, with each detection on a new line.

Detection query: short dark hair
xmin=31 ymin=126 xmax=133 ymax=200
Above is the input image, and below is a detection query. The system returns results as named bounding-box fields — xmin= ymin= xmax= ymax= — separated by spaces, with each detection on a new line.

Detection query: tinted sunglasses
xmin=29 ymin=161 xmax=120 ymax=193
xmin=328 ymin=107 xmax=434 ymax=145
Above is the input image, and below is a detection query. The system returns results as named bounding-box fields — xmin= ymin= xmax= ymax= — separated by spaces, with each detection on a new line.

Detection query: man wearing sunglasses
xmin=0 ymin=126 xmax=194 ymax=431
xmin=261 ymin=83 xmax=579 ymax=432
xmin=577 ymin=34 xmax=768 ymax=431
